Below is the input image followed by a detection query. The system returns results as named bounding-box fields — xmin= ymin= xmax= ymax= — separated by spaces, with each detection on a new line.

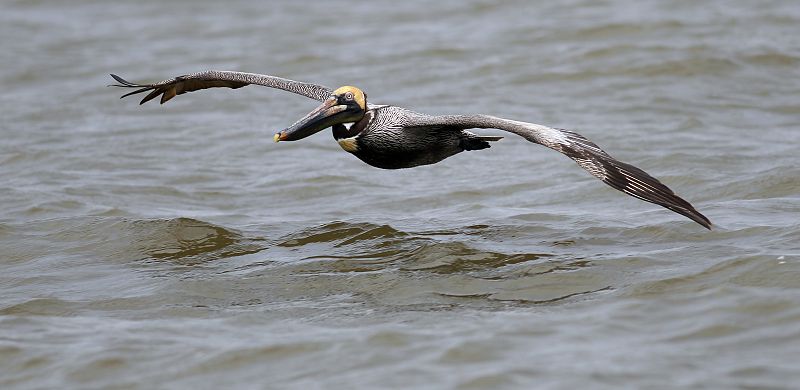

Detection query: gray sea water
xmin=2 ymin=0 xmax=800 ymax=389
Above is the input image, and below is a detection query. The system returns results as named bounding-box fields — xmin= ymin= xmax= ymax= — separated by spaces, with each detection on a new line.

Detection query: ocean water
xmin=1 ymin=0 xmax=799 ymax=388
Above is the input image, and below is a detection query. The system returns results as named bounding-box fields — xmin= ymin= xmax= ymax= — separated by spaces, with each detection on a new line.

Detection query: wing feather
xmin=110 ymin=70 xmax=333 ymax=104
xmin=416 ymin=114 xmax=711 ymax=229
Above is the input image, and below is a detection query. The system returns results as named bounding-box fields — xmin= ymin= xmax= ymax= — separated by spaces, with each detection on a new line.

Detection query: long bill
xmin=274 ymin=96 xmax=347 ymax=142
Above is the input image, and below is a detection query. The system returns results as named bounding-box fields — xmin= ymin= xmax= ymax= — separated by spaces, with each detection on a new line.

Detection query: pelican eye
xmin=344 ymin=91 xmax=354 ymax=101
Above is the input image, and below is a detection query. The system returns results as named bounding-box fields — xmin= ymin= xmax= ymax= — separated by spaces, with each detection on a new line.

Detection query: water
xmin=2 ymin=0 xmax=799 ymax=388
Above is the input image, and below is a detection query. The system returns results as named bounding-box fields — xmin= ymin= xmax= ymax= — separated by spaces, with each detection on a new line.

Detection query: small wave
xmin=249 ymin=220 xmax=613 ymax=307
xmin=738 ymin=52 xmax=800 ymax=67
xmin=126 ymin=217 xmax=266 ymax=265
xmin=722 ymin=166 xmax=800 ymax=201
xmin=0 ymin=298 xmax=78 ymax=316
xmin=399 ymin=241 xmax=548 ymax=274
xmin=277 ymin=221 xmax=409 ymax=248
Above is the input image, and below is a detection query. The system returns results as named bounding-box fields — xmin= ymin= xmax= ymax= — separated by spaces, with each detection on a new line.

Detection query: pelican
xmin=110 ymin=71 xmax=711 ymax=229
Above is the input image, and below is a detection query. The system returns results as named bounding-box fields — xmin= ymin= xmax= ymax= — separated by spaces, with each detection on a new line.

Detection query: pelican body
xmin=111 ymin=71 xmax=711 ymax=229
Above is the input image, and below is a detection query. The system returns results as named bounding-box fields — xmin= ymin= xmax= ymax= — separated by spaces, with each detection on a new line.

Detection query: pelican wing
xmin=110 ymin=71 xmax=333 ymax=104
xmin=417 ymin=114 xmax=711 ymax=229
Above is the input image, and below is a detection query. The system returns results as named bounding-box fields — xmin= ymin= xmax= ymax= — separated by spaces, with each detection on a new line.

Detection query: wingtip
xmin=692 ymin=207 xmax=712 ymax=230
xmin=110 ymin=73 xmax=127 ymax=84
xmin=674 ymin=203 xmax=712 ymax=230
xmin=107 ymin=74 xmax=117 ymax=88
xmin=689 ymin=210 xmax=712 ymax=230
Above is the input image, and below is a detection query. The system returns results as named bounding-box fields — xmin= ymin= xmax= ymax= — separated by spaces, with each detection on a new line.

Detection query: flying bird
xmin=110 ymin=71 xmax=711 ymax=229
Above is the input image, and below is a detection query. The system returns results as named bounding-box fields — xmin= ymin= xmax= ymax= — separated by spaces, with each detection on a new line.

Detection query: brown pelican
xmin=110 ymin=71 xmax=711 ymax=229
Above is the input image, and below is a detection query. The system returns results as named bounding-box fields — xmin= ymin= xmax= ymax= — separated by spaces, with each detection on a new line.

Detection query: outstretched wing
xmin=415 ymin=114 xmax=711 ymax=229
xmin=110 ymin=71 xmax=333 ymax=104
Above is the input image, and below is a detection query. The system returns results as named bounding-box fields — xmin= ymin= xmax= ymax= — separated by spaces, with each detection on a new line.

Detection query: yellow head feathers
xmin=333 ymin=86 xmax=366 ymax=110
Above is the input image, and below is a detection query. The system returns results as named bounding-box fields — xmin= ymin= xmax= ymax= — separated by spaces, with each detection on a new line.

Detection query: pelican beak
xmin=274 ymin=96 xmax=347 ymax=142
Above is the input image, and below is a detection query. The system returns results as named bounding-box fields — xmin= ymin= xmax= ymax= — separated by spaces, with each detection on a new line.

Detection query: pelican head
xmin=274 ymin=86 xmax=367 ymax=142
